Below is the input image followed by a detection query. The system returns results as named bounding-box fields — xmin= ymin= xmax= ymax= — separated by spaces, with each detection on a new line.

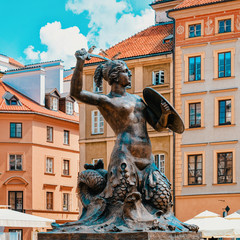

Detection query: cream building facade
xmin=169 ymin=0 xmax=240 ymax=221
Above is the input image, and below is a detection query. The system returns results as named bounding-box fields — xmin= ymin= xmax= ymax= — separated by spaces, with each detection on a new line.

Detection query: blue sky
xmin=0 ymin=0 xmax=154 ymax=68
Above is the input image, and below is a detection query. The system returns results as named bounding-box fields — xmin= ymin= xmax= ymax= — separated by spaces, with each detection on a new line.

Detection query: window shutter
xmin=152 ymin=71 xmax=155 ymax=85
xmin=159 ymin=70 xmax=164 ymax=84
xmin=91 ymin=111 xmax=95 ymax=134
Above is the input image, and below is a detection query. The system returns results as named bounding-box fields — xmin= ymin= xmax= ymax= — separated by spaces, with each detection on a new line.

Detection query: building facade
xmin=0 ymin=59 xmax=80 ymax=239
xmin=169 ymin=0 xmax=240 ymax=221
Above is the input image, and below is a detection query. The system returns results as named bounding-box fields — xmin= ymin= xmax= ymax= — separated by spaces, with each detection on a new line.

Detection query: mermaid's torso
xmin=98 ymin=93 xmax=153 ymax=170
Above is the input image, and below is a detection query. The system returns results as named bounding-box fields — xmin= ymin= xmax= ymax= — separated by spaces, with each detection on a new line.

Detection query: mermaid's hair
xmin=94 ymin=60 xmax=126 ymax=87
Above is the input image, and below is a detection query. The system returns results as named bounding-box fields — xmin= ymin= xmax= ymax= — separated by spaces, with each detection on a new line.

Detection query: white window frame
xmin=46 ymin=157 xmax=53 ymax=173
xmin=154 ymin=154 xmax=165 ymax=174
xmin=152 ymin=70 xmax=164 ymax=85
xmin=9 ymin=154 xmax=23 ymax=171
xmin=64 ymin=130 xmax=69 ymax=145
xmin=93 ymin=78 xmax=103 ymax=93
xmin=47 ymin=126 xmax=53 ymax=142
xmin=63 ymin=193 xmax=70 ymax=211
xmin=46 ymin=192 xmax=53 ymax=210
xmin=63 ymin=159 xmax=70 ymax=175
xmin=91 ymin=110 xmax=104 ymax=134
xmin=66 ymin=101 xmax=73 ymax=115
xmin=52 ymin=97 xmax=58 ymax=111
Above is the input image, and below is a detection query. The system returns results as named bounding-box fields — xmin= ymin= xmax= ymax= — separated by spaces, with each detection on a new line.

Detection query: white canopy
xmin=0 ymin=209 xmax=55 ymax=228
xmin=185 ymin=210 xmax=240 ymax=239
xmin=225 ymin=212 xmax=240 ymax=220
xmin=224 ymin=212 xmax=240 ymax=236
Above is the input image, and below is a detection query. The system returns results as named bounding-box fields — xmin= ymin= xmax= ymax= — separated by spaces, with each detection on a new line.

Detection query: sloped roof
xmin=173 ymin=0 xmax=232 ymax=10
xmin=87 ymin=23 xmax=173 ymax=65
xmin=64 ymin=74 xmax=72 ymax=81
xmin=0 ymin=80 xmax=79 ymax=123
xmin=150 ymin=0 xmax=178 ymax=5
xmin=8 ymin=57 xmax=24 ymax=68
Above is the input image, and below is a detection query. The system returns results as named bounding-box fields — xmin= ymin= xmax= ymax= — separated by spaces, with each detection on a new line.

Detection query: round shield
xmin=143 ymin=87 xmax=185 ymax=134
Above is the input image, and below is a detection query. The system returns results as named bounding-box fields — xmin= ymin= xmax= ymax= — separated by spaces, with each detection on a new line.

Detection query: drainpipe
xmin=166 ymin=10 xmax=176 ymax=215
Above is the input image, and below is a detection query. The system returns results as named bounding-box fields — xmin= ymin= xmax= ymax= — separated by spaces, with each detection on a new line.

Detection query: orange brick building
xmin=0 ymin=72 xmax=80 ymax=239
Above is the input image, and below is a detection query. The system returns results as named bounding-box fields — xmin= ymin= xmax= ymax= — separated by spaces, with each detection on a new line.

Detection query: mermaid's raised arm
xmin=70 ymin=48 xmax=109 ymax=106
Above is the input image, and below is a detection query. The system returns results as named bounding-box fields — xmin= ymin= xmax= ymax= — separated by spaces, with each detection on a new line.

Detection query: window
xmin=214 ymin=48 xmax=234 ymax=79
xmin=46 ymin=192 xmax=53 ymax=210
xmin=152 ymin=70 xmax=164 ymax=85
xmin=46 ymin=157 xmax=53 ymax=173
xmin=7 ymin=98 xmax=20 ymax=106
xmin=66 ymin=101 xmax=74 ymax=115
xmin=63 ymin=160 xmax=69 ymax=175
xmin=10 ymin=123 xmax=22 ymax=138
xmin=154 ymin=154 xmax=165 ymax=174
xmin=9 ymin=154 xmax=22 ymax=171
xmin=188 ymin=56 xmax=201 ymax=81
xmin=47 ymin=126 xmax=53 ymax=142
xmin=189 ymin=24 xmax=201 ymax=38
xmin=188 ymin=155 xmax=202 ymax=185
xmin=51 ymin=97 xmax=58 ymax=111
xmin=218 ymin=52 xmax=231 ymax=78
xmin=91 ymin=110 xmax=104 ymax=134
xmin=63 ymin=193 xmax=70 ymax=211
xmin=8 ymin=191 xmax=23 ymax=212
xmin=219 ymin=19 xmax=231 ymax=33
xmin=93 ymin=78 xmax=103 ymax=93
xmin=219 ymin=100 xmax=231 ymax=125
xmin=64 ymin=130 xmax=69 ymax=145
xmin=3 ymin=92 xmax=21 ymax=106
xmin=9 ymin=229 xmax=23 ymax=240
xmin=189 ymin=103 xmax=201 ymax=128
xmin=217 ymin=152 xmax=233 ymax=184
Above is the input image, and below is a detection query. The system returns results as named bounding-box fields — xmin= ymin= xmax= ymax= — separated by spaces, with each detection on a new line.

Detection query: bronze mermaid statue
xmin=53 ymin=48 xmax=198 ymax=233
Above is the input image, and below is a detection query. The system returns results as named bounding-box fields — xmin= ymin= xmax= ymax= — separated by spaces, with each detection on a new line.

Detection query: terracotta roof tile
xmin=173 ymin=0 xmax=230 ymax=10
xmin=8 ymin=58 xmax=24 ymax=68
xmin=64 ymin=74 xmax=73 ymax=81
xmin=0 ymin=80 xmax=79 ymax=123
xmin=87 ymin=23 xmax=173 ymax=65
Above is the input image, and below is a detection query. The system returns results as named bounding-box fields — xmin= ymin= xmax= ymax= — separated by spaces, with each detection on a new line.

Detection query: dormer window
xmin=10 ymin=99 xmax=17 ymax=105
xmin=59 ymin=93 xmax=75 ymax=115
xmin=51 ymin=97 xmax=58 ymax=111
xmin=3 ymin=92 xmax=21 ymax=106
xmin=45 ymin=89 xmax=60 ymax=111
xmin=66 ymin=101 xmax=73 ymax=115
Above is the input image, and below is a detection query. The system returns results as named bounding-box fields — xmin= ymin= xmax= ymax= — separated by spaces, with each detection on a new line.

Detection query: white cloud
xmin=24 ymin=45 xmax=40 ymax=60
xmin=66 ymin=0 xmax=154 ymax=49
xmin=24 ymin=21 xmax=88 ymax=68
xmin=24 ymin=1 xmax=155 ymax=69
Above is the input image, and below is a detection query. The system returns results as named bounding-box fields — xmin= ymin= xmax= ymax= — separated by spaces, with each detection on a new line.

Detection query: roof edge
xmin=168 ymin=0 xmax=235 ymax=12
xmin=84 ymin=51 xmax=173 ymax=67
xmin=150 ymin=0 xmax=178 ymax=6
xmin=0 ymin=111 xmax=79 ymax=124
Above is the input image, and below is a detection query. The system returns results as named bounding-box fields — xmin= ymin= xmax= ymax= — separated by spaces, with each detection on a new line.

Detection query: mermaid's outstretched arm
xmin=70 ymin=49 xmax=109 ymax=106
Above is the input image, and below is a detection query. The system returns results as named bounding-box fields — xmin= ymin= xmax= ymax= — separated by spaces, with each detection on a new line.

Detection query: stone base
xmin=38 ymin=231 xmax=202 ymax=240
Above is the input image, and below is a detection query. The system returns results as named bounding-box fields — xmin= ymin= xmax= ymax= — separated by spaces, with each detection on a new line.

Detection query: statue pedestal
xmin=38 ymin=231 xmax=202 ymax=240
